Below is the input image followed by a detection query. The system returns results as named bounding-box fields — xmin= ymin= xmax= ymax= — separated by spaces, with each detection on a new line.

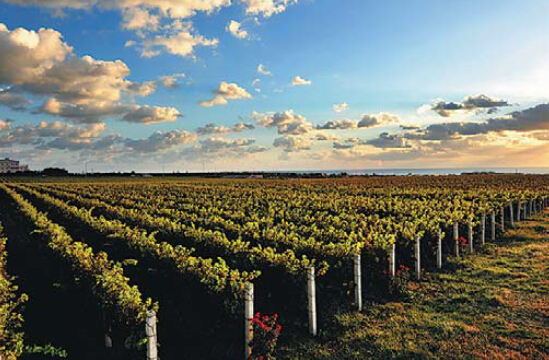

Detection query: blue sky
xmin=0 ymin=0 xmax=548 ymax=172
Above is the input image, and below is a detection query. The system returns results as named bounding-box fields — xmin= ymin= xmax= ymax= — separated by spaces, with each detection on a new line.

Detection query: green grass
xmin=278 ymin=214 xmax=549 ymax=360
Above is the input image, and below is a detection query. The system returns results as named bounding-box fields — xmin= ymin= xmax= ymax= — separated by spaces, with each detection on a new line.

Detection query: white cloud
xmin=291 ymin=75 xmax=311 ymax=86
xmin=141 ymin=23 xmax=218 ymax=58
xmin=121 ymin=7 xmax=160 ymax=31
xmin=196 ymin=122 xmax=254 ymax=135
xmin=200 ymin=81 xmax=252 ymax=107
xmin=273 ymin=135 xmax=311 ymax=152
xmin=257 ymin=63 xmax=272 ymax=76
xmin=160 ymin=72 xmax=185 ymax=89
xmin=122 ymin=105 xmax=181 ymax=124
xmin=333 ymin=102 xmax=348 ymax=113
xmin=357 ymin=113 xmax=400 ymax=128
xmin=226 ymin=20 xmax=249 ymax=39
xmin=241 ymin=0 xmax=298 ymax=17
xmin=124 ymin=130 xmax=196 ymax=152
xmin=254 ymin=109 xmax=313 ymax=135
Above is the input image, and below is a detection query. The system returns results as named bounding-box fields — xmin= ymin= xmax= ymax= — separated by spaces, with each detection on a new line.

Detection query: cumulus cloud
xmin=121 ymin=7 xmax=160 ymax=31
xmin=141 ymin=22 xmax=218 ymax=58
xmin=313 ymin=133 xmax=340 ymax=141
xmin=273 ymin=135 xmax=311 ymax=152
xmin=333 ymin=102 xmax=348 ymax=113
xmin=316 ymin=113 xmax=400 ymax=130
xmin=241 ymin=0 xmax=298 ymax=17
xmin=365 ymin=132 xmax=411 ymax=149
xmin=3 ymin=0 xmax=232 ymax=20
xmin=425 ymin=94 xmax=510 ymax=117
xmin=122 ymin=105 xmax=181 ymax=124
xmin=254 ymin=110 xmax=313 ymax=135
xmin=181 ymin=136 xmax=267 ymax=160
xmin=0 ymin=119 xmax=12 ymax=132
xmin=0 ymin=120 xmax=106 ymax=148
xmin=200 ymin=82 xmax=252 ymax=107
xmin=160 ymin=73 xmax=185 ymax=89
xmin=226 ymin=20 xmax=248 ymax=39
xmin=257 ymin=64 xmax=272 ymax=76
xmin=0 ymin=88 xmax=31 ymax=111
xmin=0 ymin=23 xmax=197 ymax=125
xmin=291 ymin=75 xmax=311 ymax=86
xmin=316 ymin=119 xmax=357 ymax=130
xmin=357 ymin=113 xmax=400 ymax=128
xmin=195 ymin=122 xmax=255 ymax=135
xmin=405 ymin=103 xmax=549 ymax=141
xmin=124 ymin=130 xmax=196 ymax=152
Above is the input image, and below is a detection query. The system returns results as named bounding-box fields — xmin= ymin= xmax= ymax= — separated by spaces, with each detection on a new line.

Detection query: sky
xmin=0 ymin=0 xmax=548 ymax=173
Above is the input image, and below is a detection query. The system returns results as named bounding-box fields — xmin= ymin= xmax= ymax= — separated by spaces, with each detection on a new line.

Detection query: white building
xmin=0 ymin=158 xmax=29 ymax=173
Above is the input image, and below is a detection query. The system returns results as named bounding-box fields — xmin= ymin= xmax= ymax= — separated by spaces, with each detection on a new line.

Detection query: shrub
xmin=249 ymin=312 xmax=282 ymax=360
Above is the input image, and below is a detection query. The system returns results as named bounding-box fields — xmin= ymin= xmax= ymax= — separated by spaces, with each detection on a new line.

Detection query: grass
xmin=278 ymin=213 xmax=549 ymax=360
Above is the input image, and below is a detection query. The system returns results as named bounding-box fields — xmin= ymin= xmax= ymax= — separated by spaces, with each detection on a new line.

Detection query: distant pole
xmin=244 ymin=283 xmax=254 ymax=360
xmin=415 ymin=235 xmax=421 ymax=280
xmin=354 ymin=255 xmax=362 ymax=311
xmin=307 ymin=267 xmax=317 ymax=336
xmin=491 ymin=210 xmax=496 ymax=241
xmin=453 ymin=222 xmax=459 ymax=257
xmin=146 ymin=311 xmax=158 ymax=360
xmin=481 ymin=212 xmax=486 ymax=246
xmin=437 ymin=228 xmax=443 ymax=269
xmin=500 ymin=207 xmax=505 ymax=233
xmin=509 ymin=202 xmax=515 ymax=227
xmin=468 ymin=218 xmax=473 ymax=253
xmin=388 ymin=243 xmax=396 ymax=277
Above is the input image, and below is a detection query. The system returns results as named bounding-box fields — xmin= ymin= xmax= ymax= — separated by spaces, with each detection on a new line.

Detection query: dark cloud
xmin=430 ymin=94 xmax=510 ymax=117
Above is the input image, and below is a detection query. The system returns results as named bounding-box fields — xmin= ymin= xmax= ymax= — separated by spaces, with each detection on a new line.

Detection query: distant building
xmin=0 ymin=158 xmax=29 ymax=173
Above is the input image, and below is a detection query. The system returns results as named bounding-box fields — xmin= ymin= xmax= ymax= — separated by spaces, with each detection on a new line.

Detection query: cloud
xmin=141 ymin=22 xmax=218 ymax=58
xmin=0 ymin=88 xmax=31 ymax=111
xmin=333 ymin=103 xmax=348 ymax=113
xmin=313 ymin=133 xmax=340 ymax=141
xmin=241 ymin=0 xmax=298 ymax=17
xmin=195 ymin=122 xmax=255 ymax=135
xmin=273 ymin=135 xmax=311 ymax=152
xmin=405 ymin=103 xmax=549 ymax=141
xmin=124 ymin=130 xmax=196 ymax=152
xmin=121 ymin=105 xmax=181 ymax=124
xmin=400 ymin=124 xmax=421 ymax=130
xmin=3 ymin=0 xmax=232 ymax=20
xmin=121 ymin=7 xmax=160 ymax=31
xmin=200 ymin=81 xmax=252 ymax=107
xmin=254 ymin=110 xmax=313 ymax=135
xmin=160 ymin=73 xmax=185 ymax=89
xmin=357 ymin=113 xmax=400 ymax=128
xmin=0 ymin=120 xmax=107 ymax=148
xmin=257 ymin=64 xmax=272 ymax=76
xmin=425 ymin=94 xmax=510 ymax=117
xmin=0 ymin=119 xmax=12 ymax=132
xmin=316 ymin=113 xmax=400 ymax=130
xmin=181 ymin=136 xmax=267 ymax=159
xmin=226 ymin=20 xmax=249 ymax=39
xmin=365 ymin=132 xmax=411 ymax=149
xmin=316 ymin=119 xmax=357 ymax=130
xmin=291 ymin=75 xmax=311 ymax=86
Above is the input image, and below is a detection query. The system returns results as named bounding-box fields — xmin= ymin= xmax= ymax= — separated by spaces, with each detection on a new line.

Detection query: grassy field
xmin=279 ymin=211 xmax=549 ymax=360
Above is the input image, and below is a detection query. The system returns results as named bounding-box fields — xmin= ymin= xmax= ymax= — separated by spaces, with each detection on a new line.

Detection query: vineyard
xmin=0 ymin=174 xmax=548 ymax=360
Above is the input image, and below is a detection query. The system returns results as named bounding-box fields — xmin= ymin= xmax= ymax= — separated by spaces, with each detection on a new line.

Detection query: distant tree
xmin=41 ymin=167 xmax=70 ymax=176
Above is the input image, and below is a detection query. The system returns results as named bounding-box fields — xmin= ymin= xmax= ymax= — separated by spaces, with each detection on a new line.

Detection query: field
xmin=0 ymin=174 xmax=548 ymax=360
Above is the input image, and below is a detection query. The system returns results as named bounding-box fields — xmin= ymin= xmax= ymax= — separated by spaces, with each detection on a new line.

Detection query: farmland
xmin=0 ymin=174 xmax=548 ymax=360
